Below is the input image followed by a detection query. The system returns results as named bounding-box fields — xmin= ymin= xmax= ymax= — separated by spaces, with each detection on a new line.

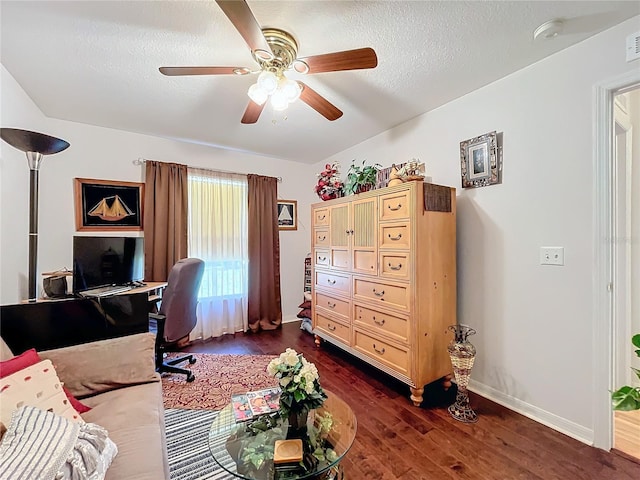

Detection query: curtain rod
xmin=133 ymin=158 xmax=282 ymax=182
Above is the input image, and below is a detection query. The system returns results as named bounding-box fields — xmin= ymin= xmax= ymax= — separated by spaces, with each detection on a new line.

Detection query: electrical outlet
xmin=540 ymin=247 xmax=564 ymax=266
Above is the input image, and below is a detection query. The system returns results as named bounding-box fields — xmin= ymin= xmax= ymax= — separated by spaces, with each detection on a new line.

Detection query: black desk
xmin=0 ymin=293 xmax=150 ymax=353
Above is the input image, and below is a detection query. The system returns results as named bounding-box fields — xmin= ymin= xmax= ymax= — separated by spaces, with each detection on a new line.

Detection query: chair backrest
xmin=159 ymin=258 xmax=205 ymax=343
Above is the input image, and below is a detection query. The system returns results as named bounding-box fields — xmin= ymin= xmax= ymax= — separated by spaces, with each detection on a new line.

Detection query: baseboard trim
xmin=282 ymin=316 xmax=300 ymax=324
xmin=468 ymin=379 xmax=594 ymax=446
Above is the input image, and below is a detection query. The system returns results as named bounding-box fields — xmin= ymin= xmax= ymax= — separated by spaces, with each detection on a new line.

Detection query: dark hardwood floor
xmin=183 ymin=322 xmax=640 ymax=479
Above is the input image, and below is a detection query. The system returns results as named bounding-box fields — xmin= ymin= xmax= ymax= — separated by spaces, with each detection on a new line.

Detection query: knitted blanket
xmin=0 ymin=406 xmax=116 ymax=480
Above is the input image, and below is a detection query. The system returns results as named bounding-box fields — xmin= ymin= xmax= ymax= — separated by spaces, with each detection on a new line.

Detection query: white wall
xmin=319 ymin=16 xmax=640 ymax=443
xmin=0 ymin=65 xmax=317 ymax=323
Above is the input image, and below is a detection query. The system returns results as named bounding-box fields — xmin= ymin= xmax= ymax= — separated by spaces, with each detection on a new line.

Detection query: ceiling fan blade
xmin=297 ymin=48 xmax=378 ymax=74
xmin=159 ymin=66 xmax=251 ymax=76
xmin=216 ymin=0 xmax=271 ymax=55
xmin=241 ymin=100 xmax=266 ymax=124
xmin=298 ymin=82 xmax=343 ymax=121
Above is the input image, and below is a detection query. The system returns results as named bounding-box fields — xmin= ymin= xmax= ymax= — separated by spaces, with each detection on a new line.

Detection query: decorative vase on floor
xmin=447 ymin=324 xmax=478 ymax=423
xmin=286 ymin=406 xmax=310 ymax=438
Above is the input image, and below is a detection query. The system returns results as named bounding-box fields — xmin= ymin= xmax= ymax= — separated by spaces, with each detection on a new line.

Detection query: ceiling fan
xmin=159 ymin=0 xmax=378 ymax=124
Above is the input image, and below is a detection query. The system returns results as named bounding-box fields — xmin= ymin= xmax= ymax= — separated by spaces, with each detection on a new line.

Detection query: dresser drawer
xmin=314 ymin=292 xmax=350 ymax=320
xmin=353 ymin=277 xmax=410 ymax=311
xmin=315 ymin=313 xmax=350 ymax=344
xmin=354 ymin=329 xmax=409 ymax=375
xmin=353 ymin=249 xmax=377 ymax=275
xmin=379 ymin=222 xmax=411 ymax=250
xmin=379 ymin=190 xmax=411 ymax=221
xmin=353 ymin=304 xmax=409 ymax=344
xmin=315 ymin=271 xmax=350 ymax=295
xmin=314 ymin=208 xmax=329 ymax=227
xmin=331 ymin=249 xmax=350 ymax=270
xmin=314 ymin=249 xmax=330 ymax=267
xmin=380 ymin=252 xmax=410 ymax=279
xmin=314 ymin=229 xmax=329 ymax=247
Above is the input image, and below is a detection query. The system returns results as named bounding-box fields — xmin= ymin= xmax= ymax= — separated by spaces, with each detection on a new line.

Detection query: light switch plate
xmin=540 ymin=247 xmax=564 ymax=266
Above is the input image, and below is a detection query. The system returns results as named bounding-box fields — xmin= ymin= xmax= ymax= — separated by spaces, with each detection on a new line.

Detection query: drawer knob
xmin=389 ymin=263 xmax=402 ymax=271
xmin=373 ymin=344 xmax=386 ymax=355
xmin=318 ymin=256 xmax=327 ymax=261
xmin=318 ymin=214 xmax=326 ymax=220
xmin=373 ymin=289 xmax=385 ymax=297
xmin=388 ymin=233 xmax=402 ymax=241
xmin=327 ymin=302 xmax=336 ymax=308
xmin=327 ymin=279 xmax=336 ymax=285
xmin=318 ymin=235 xmax=326 ymax=241
xmin=328 ymin=324 xmax=336 ymax=331
xmin=373 ymin=317 xmax=386 ymax=326
xmin=388 ymin=204 xmax=402 ymax=211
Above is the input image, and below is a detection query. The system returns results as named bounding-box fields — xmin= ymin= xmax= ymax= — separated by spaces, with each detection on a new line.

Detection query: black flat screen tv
xmin=73 ymin=236 xmax=144 ymax=293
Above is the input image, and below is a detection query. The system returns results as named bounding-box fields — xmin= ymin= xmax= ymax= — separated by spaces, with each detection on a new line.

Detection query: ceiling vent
xmin=627 ymin=31 xmax=640 ymax=62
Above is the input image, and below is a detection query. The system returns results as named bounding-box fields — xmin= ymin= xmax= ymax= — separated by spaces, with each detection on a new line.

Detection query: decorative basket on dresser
xmin=311 ymin=181 xmax=456 ymax=405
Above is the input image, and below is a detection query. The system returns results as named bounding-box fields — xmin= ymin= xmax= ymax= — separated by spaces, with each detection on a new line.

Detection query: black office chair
xmin=149 ymin=258 xmax=204 ymax=382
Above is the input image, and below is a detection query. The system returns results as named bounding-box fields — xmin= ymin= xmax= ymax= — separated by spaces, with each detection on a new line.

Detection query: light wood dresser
xmin=311 ymin=181 xmax=456 ymax=405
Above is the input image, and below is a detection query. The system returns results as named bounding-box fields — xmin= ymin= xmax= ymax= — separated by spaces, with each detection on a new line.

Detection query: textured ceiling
xmin=1 ymin=1 xmax=638 ymax=163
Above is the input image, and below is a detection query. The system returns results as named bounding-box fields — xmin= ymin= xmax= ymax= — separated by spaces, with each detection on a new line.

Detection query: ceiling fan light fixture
xmin=270 ymin=89 xmax=290 ymax=111
xmin=248 ymin=83 xmax=268 ymax=105
xmin=282 ymin=79 xmax=302 ymax=102
xmin=257 ymin=71 xmax=278 ymax=94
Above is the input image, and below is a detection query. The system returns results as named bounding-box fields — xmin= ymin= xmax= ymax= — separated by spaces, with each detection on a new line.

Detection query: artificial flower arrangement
xmin=314 ymin=162 xmax=343 ymax=201
xmin=267 ymin=348 xmax=327 ymax=416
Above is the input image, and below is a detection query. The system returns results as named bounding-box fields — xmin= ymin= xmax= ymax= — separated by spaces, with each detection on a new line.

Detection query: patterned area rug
xmin=162 ymin=353 xmax=277 ymax=410
xmin=165 ymin=408 xmax=233 ymax=480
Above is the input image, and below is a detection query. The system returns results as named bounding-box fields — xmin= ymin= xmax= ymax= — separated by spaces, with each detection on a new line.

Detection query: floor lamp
xmin=0 ymin=128 xmax=70 ymax=302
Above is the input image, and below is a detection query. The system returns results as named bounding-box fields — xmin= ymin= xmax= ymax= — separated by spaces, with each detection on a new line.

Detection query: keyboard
xmin=79 ymin=285 xmax=133 ymax=298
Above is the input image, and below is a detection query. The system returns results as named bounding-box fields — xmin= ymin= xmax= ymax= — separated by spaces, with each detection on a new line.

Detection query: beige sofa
xmin=1 ymin=332 xmax=169 ymax=480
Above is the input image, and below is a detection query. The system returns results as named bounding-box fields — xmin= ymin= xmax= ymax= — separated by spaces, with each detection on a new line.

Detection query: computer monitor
xmin=73 ymin=236 xmax=144 ymax=293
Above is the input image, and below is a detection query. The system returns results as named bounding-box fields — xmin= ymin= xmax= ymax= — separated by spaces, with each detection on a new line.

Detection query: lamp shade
xmin=248 ymin=84 xmax=269 ymax=105
xmin=0 ymin=127 xmax=70 ymax=302
xmin=0 ymin=128 xmax=70 ymax=155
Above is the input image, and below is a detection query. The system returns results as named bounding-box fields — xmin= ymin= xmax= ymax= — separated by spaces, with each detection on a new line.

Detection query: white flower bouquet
xmin=267 ymin=348 xmax=327 ymax=416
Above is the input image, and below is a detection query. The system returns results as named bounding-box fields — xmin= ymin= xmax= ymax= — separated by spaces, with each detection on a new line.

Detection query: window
xmin=187 ymin=168 xmax=248 ymax=338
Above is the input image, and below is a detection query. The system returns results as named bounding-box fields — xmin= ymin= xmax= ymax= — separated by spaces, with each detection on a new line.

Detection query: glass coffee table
xmin=208 ymin=391 xmax=356 ymax=480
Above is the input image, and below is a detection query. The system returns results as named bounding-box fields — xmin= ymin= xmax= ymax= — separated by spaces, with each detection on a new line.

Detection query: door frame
xmin=613 ymin=98 xmax=633 ymax=390
xmin=593 ymin=70 xmax=640 ymax=450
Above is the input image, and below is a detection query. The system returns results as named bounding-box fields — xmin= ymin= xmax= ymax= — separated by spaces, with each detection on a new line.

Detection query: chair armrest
xmin=39 ymin=332 xmax=159 ymax=398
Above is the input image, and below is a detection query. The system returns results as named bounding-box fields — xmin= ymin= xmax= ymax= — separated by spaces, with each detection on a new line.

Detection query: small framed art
xmin=460 ymin=131 xmax=500 ymax=188
xmin=277 ymin=200 xmax=297 ymax=231
xmin=74 ymin=178 xmax=144 ymax=231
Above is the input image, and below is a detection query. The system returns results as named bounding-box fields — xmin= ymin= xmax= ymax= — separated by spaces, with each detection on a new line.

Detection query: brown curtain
xmin=247 ymin=174 xmax=282 ymax=332
xmin=143 ymin=160 xmax=188 ymax=281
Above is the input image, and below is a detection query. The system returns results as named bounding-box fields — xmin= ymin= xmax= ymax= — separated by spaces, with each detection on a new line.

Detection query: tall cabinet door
xmin=329 ymin=203 xmax=351 ymax=271
xmin=351 ymin=197 xmax=378 ymax=275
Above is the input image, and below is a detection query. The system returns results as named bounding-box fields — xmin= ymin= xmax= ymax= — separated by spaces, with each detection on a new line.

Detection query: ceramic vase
xmin=447 ymin=324 xmax=478 ymax=423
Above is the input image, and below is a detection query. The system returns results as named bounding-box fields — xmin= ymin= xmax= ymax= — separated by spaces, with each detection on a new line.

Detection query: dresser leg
xmin=314 ymin=335 xmax=323 ymax=347
xmin=442 ymin=374 xmax=453 ymax=390
xmin=409 ymin=387 xmax=424 ymax=406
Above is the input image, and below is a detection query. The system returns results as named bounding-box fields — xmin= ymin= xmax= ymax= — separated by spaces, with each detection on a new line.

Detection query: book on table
xmin=232 ymin=387 xmax=282 ymax=422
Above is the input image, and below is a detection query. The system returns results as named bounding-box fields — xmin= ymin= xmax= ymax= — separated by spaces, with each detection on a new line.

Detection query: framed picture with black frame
xmin=74 ymin=178 xmax=144 ymax=231
xmin=277 ymin=200 xmax=297 ymax=231
xmin=460 ymin=131 xmax=500 ymax=188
